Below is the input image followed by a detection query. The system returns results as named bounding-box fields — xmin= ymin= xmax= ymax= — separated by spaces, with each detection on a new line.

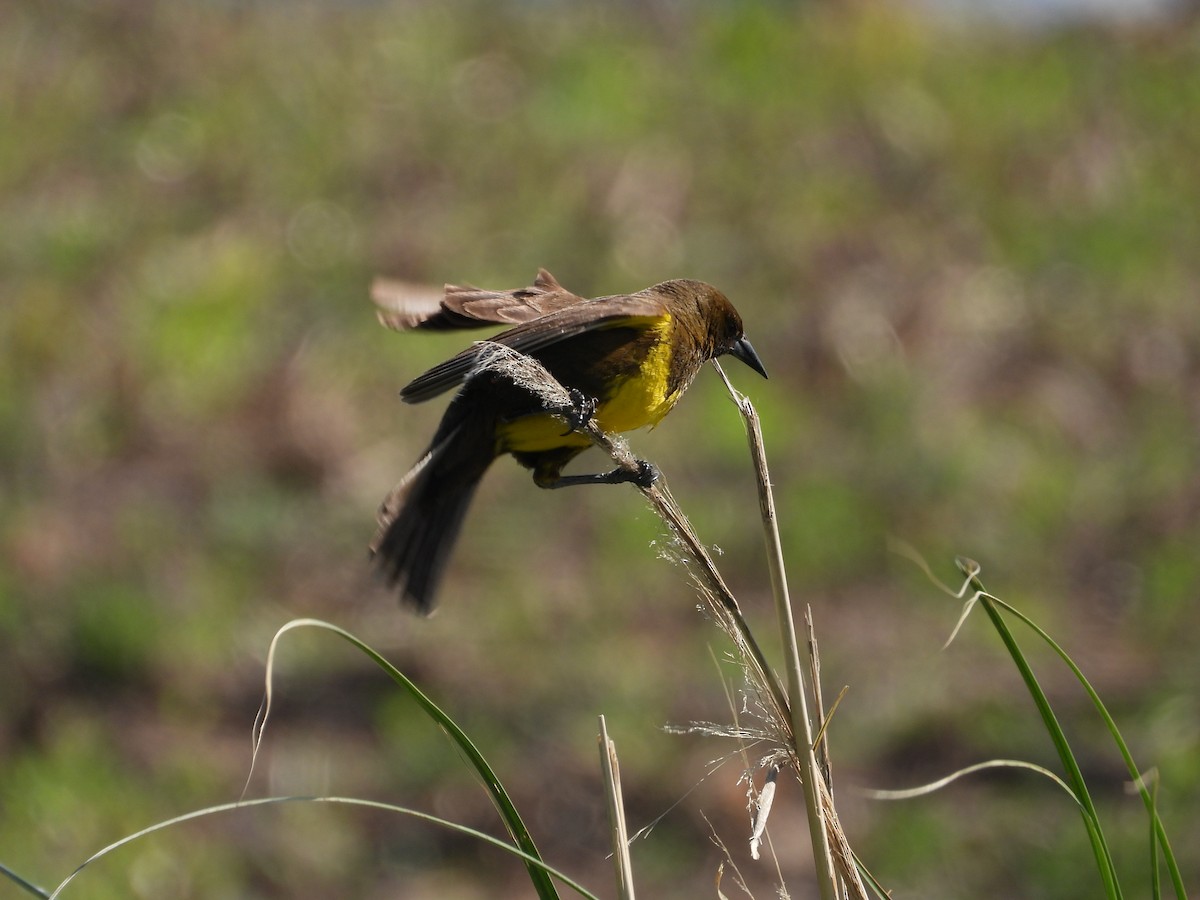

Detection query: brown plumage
xmin=370 ymin=269 xmax=767 ymax=613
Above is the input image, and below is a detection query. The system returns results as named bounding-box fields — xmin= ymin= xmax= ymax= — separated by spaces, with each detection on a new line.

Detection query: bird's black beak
xmin=727 ymin=337 xmax=768 ymax=379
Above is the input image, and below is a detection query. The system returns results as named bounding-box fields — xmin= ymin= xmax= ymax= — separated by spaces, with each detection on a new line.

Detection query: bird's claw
xmin=631 ymin=460 xmax=659 ymax=488
xmin=558 ymin=389 xmax=599 ymax=435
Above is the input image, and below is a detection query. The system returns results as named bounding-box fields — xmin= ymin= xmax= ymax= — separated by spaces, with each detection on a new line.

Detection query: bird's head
xmin=663 ymin=280 xmax=768 ymax=379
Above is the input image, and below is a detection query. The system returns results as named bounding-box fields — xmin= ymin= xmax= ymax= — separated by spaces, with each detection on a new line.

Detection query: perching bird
xmin=369 ymin=269 xmax=768 ymax=613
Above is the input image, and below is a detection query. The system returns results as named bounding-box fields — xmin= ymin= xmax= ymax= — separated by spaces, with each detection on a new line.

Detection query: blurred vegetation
xmin=2 ymin=0 xmax=1198 ymax=897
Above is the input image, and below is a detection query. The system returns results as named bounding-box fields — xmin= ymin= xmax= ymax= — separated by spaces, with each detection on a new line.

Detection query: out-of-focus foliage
xmin=1 ymin=1 xmax=1197 ymax=897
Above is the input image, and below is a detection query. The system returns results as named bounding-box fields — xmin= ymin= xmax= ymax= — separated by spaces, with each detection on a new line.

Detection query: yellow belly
xmin=497 ymin=318 xmax=680 ymax=454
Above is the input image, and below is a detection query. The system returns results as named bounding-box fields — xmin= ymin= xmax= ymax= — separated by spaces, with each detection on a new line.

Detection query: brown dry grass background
xmin=2 ymin=2 xmax=1198 ymax=897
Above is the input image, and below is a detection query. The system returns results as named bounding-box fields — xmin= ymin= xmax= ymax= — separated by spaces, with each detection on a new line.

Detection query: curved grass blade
xmin=47 ymin=796 xmax=597 ymax=900
xmin=254 ymin=618 xmax=560 ymax=900
xmin=863 ymin=758 xmax=1080 ymax=804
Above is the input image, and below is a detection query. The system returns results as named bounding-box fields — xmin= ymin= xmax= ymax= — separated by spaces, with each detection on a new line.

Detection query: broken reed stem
xmin=806 ymin=606 xmax=835 ymax=788
xmin=598 ymin=715 xmax=636 ymax=900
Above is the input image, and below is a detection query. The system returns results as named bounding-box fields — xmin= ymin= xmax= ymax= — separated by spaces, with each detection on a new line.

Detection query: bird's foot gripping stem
xmin=537 ymin=459 xmax=659 ymax=490
xmin=553 ymin=388 xmax=599 ymax=435
xmin=627 ymin=460 xmax=659 ymax=488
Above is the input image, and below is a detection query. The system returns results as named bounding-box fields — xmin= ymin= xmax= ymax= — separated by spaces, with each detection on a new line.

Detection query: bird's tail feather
xmin=370 ymin=426 xmax=490 ymax=613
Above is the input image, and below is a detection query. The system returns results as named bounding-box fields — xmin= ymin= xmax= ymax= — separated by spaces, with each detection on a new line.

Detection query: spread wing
xmin=372 ymin=268 xmax=587 ymax=332
xmin=400 ymin=292 xmax=668 ymax=403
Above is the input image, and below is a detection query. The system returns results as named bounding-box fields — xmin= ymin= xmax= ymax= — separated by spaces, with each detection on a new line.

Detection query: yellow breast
xmin=593 ymin=318 xmax=678 ymax=432
xmin=498 ymin=317 xmax=681 ymax=454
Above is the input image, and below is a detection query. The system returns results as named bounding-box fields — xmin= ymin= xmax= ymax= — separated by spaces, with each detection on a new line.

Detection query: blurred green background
xmin=2 ymin=1 xmax=1198 ymax=897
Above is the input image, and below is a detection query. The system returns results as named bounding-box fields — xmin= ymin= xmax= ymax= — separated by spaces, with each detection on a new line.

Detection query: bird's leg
xmin=548 ymin=388 xmax=598 ymax=435
xmin=534 ymin=460 xmax=659 ymax=490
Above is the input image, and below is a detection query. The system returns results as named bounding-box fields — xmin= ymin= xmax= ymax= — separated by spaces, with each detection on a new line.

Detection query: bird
xmin=369 ymin=268 xmax=768 ymax=613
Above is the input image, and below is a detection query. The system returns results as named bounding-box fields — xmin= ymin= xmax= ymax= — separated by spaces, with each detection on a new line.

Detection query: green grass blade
xmin=851 ymin=851 xmax=892 ymax=900
xmin=979 ymin=592 xmax=1187 ymax=898
xmin=963 ymin=570 xmax=1122 ymax=899
xmin=0 ymin=861 xmax=50 ymax=899
xmin=1150 ymin=776 xmax=1162 ymax=900
xmin=257 ymin=619 xmax=561 ymax=900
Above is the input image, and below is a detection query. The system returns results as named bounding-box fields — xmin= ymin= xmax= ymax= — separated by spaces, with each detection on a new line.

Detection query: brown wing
xmin=370 ymin=278 xmax=446 ymax=331
xmin=399 ymin=292 xmax=668 ymax=403
xmin=371 ymin=268 xmax=587 ymax=332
